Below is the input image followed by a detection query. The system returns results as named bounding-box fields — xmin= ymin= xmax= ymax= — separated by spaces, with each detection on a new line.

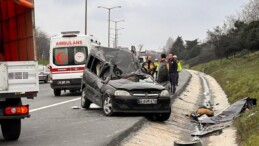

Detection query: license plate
xmin=57 ymin=80 xmax=70 ymax=85
xmin=138 ymin=99 xmax=157 ymax=104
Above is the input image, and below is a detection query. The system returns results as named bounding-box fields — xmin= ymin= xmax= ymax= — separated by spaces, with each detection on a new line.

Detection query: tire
xmin=81 ymin=88 xmax=91 ymax=109
xmin=1 ymin=98 xmax=22 ymax=141
xmin=44 ymin=76 xmax=48 ymax=83
xmin=154 ymin=108 xmax=171 ymax=122
xmin=102 ymin=95 xmax=114 ymax=116
xmin=54 ymin=89 xmax=61 ymax=96
xmin=1 ymin=119 xmax=21 ymax=141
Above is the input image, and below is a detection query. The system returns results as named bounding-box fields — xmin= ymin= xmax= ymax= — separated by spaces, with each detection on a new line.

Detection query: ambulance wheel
xmin=1 ymin=119 xmax=21 ymax=141
xmin=54 ymin=89 xmax=61 ymax=96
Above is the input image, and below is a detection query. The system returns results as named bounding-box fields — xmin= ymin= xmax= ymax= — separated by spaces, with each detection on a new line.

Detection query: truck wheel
xmin=1 ymin=119 xmax=21 ymax=141
xmin=54 ymin=89 xmax=61 ymax=96
xmin=81 ymin=88 xmax=91 ymax=109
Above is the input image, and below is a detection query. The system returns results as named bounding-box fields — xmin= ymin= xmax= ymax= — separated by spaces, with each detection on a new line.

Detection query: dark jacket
xmin=168 ymin=59 xmax=177 ymax=74
xmin=142 ymin=61 xmax=156 ymax=76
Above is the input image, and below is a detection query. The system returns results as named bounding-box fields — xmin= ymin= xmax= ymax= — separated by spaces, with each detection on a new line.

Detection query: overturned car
xmin=81 ymin=47 xmax=171 ymax=121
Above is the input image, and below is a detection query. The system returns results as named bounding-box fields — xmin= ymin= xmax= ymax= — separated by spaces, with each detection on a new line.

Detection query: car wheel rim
xmin=81 ymin=90 xmax=85 ymax=106
xmin=104 ymin=97 xmax=112 ymax=114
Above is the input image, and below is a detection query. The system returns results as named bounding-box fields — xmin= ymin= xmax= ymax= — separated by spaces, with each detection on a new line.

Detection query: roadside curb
xmin=107 ymin=117 xmax=147 ymax=146
xmin=172 ymin=70 xmax=192 ymax=101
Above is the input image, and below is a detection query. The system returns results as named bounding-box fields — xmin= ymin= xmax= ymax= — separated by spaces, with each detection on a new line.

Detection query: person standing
xmin=168 ymin=53 xmax=178 ymax=94
xmin=157 ymin=54 xmax=169 ymax=84
xmin=154 ymin=58 xmax=159 ymax=80
xmin=142 ymin=56 xmax=156 ymax=77
xmin=176 ymin=56 xmax=182 ymax=86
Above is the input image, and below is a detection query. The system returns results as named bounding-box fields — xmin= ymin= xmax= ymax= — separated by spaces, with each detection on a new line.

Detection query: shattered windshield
xmin=97 ymin=47 xmax=140 ymax=79
xmin=121 ymin=71 xmax=155 ymax=83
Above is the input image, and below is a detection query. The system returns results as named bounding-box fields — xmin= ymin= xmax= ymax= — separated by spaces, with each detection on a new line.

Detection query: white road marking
xmin=30 ymin=98 xmax=80 ymax=113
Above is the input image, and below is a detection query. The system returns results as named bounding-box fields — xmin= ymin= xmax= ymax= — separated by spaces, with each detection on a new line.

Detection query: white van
xmin=49 ymin=31 xmax=100 ymax=96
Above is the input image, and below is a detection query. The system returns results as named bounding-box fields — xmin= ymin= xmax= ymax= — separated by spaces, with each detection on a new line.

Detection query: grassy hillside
xmin=192 ymin=51 xmax=259 ymax=146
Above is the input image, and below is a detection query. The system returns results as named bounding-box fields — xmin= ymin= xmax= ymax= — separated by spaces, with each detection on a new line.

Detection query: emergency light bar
xmin=61 ymin=31 xmax=80 ymax=37
xmin=61 ymin=31 xmax=80 ymax=35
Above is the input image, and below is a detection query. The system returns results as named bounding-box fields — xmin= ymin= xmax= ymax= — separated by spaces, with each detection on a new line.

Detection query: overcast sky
xmin=34 ymin=0 xmax=247 ymax=50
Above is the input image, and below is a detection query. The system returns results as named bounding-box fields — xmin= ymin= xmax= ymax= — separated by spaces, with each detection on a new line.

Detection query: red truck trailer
xmin=0 ymin=0 xmax=38 ymax=141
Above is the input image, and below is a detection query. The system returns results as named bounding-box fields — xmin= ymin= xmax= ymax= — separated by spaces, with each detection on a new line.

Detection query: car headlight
xmin=160 ymin=90 xmax=170 ymax=97
xmin=114 ymin=90 xmax=131 ymax=96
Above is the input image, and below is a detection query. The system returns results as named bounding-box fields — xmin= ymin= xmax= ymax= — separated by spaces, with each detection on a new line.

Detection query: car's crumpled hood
xmin=108 ymin=79 xmax=165 ymax=90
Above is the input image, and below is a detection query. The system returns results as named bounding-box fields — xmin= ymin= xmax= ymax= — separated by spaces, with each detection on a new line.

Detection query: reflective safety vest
xmin=154 ymin=61 xmax=159 ymax=71
xmin=177 ymin=61 xmax=182 ymax=72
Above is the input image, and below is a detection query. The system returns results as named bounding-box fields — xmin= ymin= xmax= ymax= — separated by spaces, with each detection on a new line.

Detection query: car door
xmin=83 ymin=55 xmax=96 ymax=102
xmin=88 ymin=57 xmax=104 ymax=106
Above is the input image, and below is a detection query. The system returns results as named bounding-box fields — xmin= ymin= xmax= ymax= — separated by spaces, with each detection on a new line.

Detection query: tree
xmin=241 ymin=20 xmax=259 ymax=51
xmin=170 ymin=36 xmax=185 ymax=59
xmin=164 ymin=37 xmax=174 ymax=54
xmin=240 ymin=0 xmax=259 ymax=23
xmin=36 ymin=28 xmax=50 ymax=62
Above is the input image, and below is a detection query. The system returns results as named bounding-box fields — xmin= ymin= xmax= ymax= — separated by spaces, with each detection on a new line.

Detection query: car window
xmin=90 ymin=57 xmax=103 ymax=76
xmin=99 ymin=64 xmax=111 ymax=81
xmin=139 ymin=58 xmax=144 ymax=63
xmin=86 ymin=55 xmax=94 ymax=69
xmin=53 ymin=47 xmax=88 ymax=66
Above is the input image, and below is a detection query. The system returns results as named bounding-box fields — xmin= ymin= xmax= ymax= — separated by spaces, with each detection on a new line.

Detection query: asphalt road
xmin=0 ymin=70 xmax=190 ymax=146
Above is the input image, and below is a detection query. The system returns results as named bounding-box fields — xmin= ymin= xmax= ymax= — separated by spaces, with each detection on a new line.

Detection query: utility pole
xmin=85 ymin=0 xmax=87 ymax=35
xmin=111 ymin=20 xmax=125 ymax=48
xmin=98 ymin=6 xmax=121 ymax=47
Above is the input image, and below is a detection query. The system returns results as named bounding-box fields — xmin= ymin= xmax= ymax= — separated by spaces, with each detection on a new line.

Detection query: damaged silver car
xmin=81 ymin=47 xmax=171 ymax=121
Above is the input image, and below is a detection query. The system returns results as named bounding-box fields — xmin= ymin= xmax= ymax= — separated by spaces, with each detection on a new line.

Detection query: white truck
xmin=0 ymin=0 xmax=38 ymax=140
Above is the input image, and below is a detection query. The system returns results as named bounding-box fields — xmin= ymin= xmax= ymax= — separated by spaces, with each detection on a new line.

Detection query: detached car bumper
xmin=51 ymin=79 xmax=81 ymax=90
xmin=112 ymin=96 xmax=171 ymax=113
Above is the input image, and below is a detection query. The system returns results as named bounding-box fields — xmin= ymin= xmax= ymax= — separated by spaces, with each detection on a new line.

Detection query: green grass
xmin=192 ymin=51 xmax=259 ymax=146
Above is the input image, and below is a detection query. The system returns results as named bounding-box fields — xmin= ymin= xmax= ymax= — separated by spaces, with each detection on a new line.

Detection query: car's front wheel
xmin=102 ymin=95 xmax=114 ymax=116
xmin=155 ymin=108 xmax=171 ymax=122
xmin=154 ymin=112 xmax=171 ymax=122
xmin=147 ymin=108 xmax=171 ymax=122
xmin=81 ymin=88 xmax=91 ymax=109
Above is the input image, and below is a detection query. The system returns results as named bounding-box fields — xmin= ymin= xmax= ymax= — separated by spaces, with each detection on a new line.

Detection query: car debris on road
xmin=192 ymin=97 xmax=257 ymax=137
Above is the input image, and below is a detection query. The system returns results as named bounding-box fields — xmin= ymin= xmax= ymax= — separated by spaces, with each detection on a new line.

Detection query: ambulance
xmin=49 ymin=31 xmax=100 ymax=96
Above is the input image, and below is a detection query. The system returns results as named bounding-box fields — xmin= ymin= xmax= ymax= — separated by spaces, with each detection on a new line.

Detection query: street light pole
xmin=98 ymin=6 xmax=121 ymax=47
xmin=85 ymin=0 xmax=87 ymax=35
xmin=115 ymin=28 xmax=124 ymax=48
xmin=108 ymin=9 xmax=111 ymax=47
xmin=111 ymin=20 xmax=125 ymax=48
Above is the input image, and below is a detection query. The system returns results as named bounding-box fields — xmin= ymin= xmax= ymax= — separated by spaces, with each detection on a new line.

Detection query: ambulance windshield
xmin=53 ymin=47 xmax=88 ymax=66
